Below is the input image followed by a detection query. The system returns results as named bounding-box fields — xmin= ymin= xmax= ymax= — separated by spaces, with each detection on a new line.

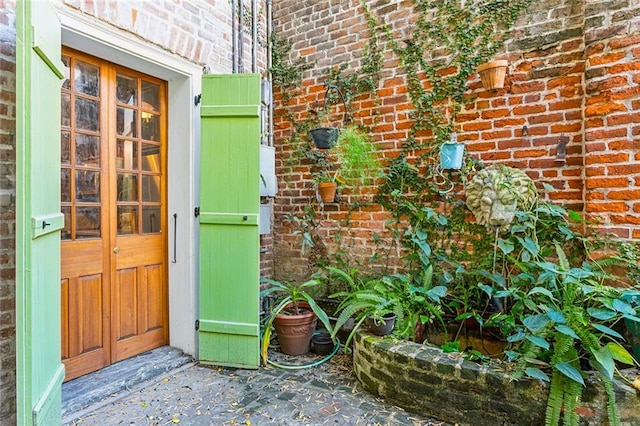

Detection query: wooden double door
xmin=60 ymin=49 xmax=168 ymax=381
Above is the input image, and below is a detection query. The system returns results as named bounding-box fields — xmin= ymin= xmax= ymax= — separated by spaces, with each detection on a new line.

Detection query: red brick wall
xmin=270 ymin=0 xmax=640 ymax=282
xmin=584 ymin=1 xmax=640 ymax=239
xmin=0 ymin=0 xmax=16 ymax=422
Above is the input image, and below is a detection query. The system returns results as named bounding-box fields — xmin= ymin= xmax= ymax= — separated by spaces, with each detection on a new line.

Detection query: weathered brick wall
xmin=353 ymin=333 xmax=640 ymax=426
xmin=0 ymin=0 xmax=16 ymax=422
xmin=584 ymin=1 xmax=640 ymax=238
xmin=60 ymin=0 xmax=268 ymax=73
xmin=271 ymin=0 xmax=640 ymax=282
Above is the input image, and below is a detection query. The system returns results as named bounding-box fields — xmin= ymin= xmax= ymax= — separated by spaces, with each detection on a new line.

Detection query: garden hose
xmin=265 ymin=337 xmax=341 ymax=370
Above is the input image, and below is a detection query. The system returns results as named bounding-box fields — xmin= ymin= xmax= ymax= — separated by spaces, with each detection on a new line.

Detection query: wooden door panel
xmin=62 ymin=273 xmax=108 ymax=380
xmin=115 ymin=268 xmax=138 ymax=340
xmin=61 ymin=279 xmax=69 ymax=360
xmin=61 ymin=237 xmax=110 ymax=381
xmin=113 ymin=234 xmax=167 ymax=360
xmin=74 ymin=275 xmax=104 ymax=353
xmin=114 ymin=262 xmax=166 ymax=361
xmin=145 ymin=264 xmax=164 ymax=331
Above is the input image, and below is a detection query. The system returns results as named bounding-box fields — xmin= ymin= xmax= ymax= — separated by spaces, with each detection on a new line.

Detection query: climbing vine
xmin=269 ymin=0 xmax=533 ymax=272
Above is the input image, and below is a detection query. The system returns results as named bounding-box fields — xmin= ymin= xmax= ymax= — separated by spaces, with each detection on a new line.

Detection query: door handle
xmin=113 ymin=247 xmax=120 ymax=254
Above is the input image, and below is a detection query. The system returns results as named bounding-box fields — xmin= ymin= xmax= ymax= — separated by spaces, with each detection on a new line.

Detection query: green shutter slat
xmin=199 ymin=213 xmax=258 ymax=226
xmin=198 ymin=74 xmax=261 ymax=369
xmin=198 ymin=320 xmax=259 ymax=336
xmin=200 ymin=105 xmax=260 ymax=117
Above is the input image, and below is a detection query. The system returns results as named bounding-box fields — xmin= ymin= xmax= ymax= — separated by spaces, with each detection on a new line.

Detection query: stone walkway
xmin=62 ymin=349 xmax=448 ymax=425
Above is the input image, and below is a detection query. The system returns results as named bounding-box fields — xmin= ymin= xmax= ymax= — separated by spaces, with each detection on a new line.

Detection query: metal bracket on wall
xmin=195 ymin=320 xmax=200 ymax=331
xmin=194 ymin=207 xmax=200 ymax=217
xmin=194 ymin=94 xmax=202 ymax=106
xmin=555 ymin=135 xmax=569 ymax=163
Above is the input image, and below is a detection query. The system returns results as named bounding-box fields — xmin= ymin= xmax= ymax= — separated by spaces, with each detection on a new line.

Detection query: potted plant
xmin=260 ymin=277 xmax=334 ymax=361
xmin=333 ymin=124 xmax=383 ymax=188
xmin=330 ymin=266 xmax=447 ymax=350
xmin=314 ymin=169 xmax=340 ymax=203
xmin=309 ymin=83 xmax=350 ymax=149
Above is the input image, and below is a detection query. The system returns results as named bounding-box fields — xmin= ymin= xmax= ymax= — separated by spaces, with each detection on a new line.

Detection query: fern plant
xmin=329 ymin=263 xmax=447 ymax=350
xmin=506 ymin=244 xmax=640 ymax=426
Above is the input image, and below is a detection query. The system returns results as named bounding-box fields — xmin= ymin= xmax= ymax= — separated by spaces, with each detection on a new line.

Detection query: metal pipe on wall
xmin=267 ymin=0 xmax=273 ymax=146
xmin=232 ymin=0 xmax=237 ymax=73
xmin=238 ymin=0 xmax=244 ymax=73
xmin=251 ymin=0 xmax=258 ymax=73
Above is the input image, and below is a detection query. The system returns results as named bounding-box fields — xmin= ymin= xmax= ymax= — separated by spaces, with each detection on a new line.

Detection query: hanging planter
xmin=477 ymin=60 xmax=508 ymax=90
xmin=310 ymin=127 xmax=339 ymax=149
xmin=309 ymin=83 xmax=350 ymax=149
xmin=439 ymin=133 xmax=465 ymax=170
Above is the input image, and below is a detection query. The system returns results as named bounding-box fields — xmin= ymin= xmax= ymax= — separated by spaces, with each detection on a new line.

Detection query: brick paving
xmin=63 ymin=350 xmax=448 ymax=426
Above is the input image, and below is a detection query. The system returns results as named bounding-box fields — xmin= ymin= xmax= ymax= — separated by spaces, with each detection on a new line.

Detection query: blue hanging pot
xmin=439 ymin=138 xmax=465 ymax=170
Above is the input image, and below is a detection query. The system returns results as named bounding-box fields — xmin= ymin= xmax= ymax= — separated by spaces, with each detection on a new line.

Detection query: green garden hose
xmin=264 ymin=337 xmax=341 ymax=370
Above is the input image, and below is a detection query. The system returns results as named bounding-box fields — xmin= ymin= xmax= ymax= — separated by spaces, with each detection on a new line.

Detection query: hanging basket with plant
xmin=309 ymin=82 xmax=351 ymax=149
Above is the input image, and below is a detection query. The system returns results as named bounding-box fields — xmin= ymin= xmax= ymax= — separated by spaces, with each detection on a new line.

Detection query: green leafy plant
xmin=505 ymin=246 xmax=640 ymax=426
xmin=260 ymin=277 xmax=334 ymax=363
xmin=333 ymin=124 xmax=383 ymax=188
xmin=329 ymin=262 xmax=447 ymax=350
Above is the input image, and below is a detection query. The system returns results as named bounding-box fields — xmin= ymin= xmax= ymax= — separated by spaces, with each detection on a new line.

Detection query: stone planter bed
xmin=353 ymin=333 xmax=640 ymax=426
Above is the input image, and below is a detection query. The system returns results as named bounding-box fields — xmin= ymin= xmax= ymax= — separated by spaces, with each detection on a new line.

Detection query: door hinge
xmin=194 ymin=94 xmax=201 ymax=106
xmin=195 ymin=320 xmax=200 ymax=331
xmin=194 ymin=207 xmax=200 ymax=217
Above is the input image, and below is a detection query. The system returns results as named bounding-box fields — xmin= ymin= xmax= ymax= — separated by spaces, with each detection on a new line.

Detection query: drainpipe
xmin=252 ymin=0 xmax=258 ymax=73
xmin=238 ymin=0 xmax=244 ymax=73
xmin=232 ymin=0 xmax=237 ymax=73
xmin=267 ymin=0 xmax=273 ymax=146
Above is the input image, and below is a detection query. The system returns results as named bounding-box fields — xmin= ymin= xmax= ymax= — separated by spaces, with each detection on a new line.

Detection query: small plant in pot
xmin=260 ymin=277 xmax=334 ymax=362
xmin=366 ymin=310 xmax=397 ymax=336
xmin=314 ymin=168 xmax=342 ymax=203
xmin=330 ymin=266 xmax=446 ymax=350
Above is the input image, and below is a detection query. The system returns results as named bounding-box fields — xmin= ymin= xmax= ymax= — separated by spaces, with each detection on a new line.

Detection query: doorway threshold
xmin=62 ymin=346 xmax=193 ymax=421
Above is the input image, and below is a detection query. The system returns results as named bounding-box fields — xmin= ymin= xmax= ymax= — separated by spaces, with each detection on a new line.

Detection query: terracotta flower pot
xmin=317 ymin=182 xmax=337 ymax=203
xmin=477 ymin=60 xmax=508 ymax=90
xmin=273 ymin=302 xmax=318 ymax=355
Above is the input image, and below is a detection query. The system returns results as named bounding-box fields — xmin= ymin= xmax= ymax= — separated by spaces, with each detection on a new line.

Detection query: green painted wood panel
xmin=16 ymin=1 xmax=65 ymax=425
xmin=198 ymin=74 xmax=261 ymax=368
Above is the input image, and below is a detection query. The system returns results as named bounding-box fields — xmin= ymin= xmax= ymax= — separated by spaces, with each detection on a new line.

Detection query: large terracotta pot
xmin=273 ymin=302 xmax=318 ymax=355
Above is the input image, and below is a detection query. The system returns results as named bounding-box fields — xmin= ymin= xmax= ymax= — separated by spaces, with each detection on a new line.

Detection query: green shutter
xmin=16 ymin=0 xmax=65 ymax=425
xmin=198 ymin=74 xmax=261 ymax=368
